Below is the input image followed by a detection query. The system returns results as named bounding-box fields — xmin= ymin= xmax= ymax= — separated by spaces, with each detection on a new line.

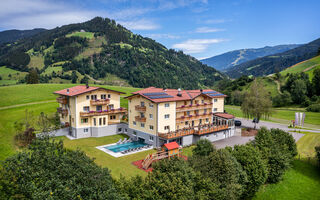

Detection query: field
xmin=66 ymin=31 xmax=94 ymax=39
xmin=0 ymin=66 xmax=28 ymax=86
xmin=280 ymin=55 xmax=320 ymax=79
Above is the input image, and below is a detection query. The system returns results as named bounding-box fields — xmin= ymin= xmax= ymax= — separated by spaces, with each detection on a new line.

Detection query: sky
xmin=0 ymin=0 xmax=320 ymax=59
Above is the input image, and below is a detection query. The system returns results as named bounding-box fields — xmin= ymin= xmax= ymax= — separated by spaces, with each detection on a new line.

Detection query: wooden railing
xmin=135 ymin=105 xmax=146 ymax=112
xmin=135 ymin=116 xmax=146 ymax=122
xmin=80 ymin=108 xmax=127 ymax=117
xmin=158 ymin=124 xmax=229 ymax=139
xmin=57 ymin=107 xmax=68 ymax=115
xmin=56 ymin=96 xmax=67 ymax=104
xmin=176 ymin=103 xmax=213 ymax=112
xmin=90 ymin=99 xmax=110 ymax=106
xmin=142 ymin=149 xmax=183 ymax=169
xmin=176 ymin=112 xmax=213 ymax=122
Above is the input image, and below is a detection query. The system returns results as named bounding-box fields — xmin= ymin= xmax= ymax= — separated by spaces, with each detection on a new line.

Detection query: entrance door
xmin=192 ymin=121 xmax=194 ymax=127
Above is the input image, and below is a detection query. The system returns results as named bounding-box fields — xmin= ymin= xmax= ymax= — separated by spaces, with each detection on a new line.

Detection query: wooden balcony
xmin=176 ymin=103 xmax=213 ymax=112
xmin=80 ymin=108 xmax=127 ymax=117
xmin=135 ymin=105 xmax=146 ymax=112
xmin=90 ymin=99 xmax=110 ymax=106
xmin=176 ymin=112 xmax=213 ymax=122
xmin=57 ymin=107 xmax=68 ymax=115
xmin=158 ymin=124 xmax=229 ymax=139
xmin=56 ymin=96 xmax=67 ymax=104
xmin=135 ymin=116 xmax=146 ymax=122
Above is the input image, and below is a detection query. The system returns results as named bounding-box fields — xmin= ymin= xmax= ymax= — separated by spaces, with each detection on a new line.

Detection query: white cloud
xmin=118 ymin=19 xmax=160 ymax=30
xmin=196 ymin=27 xmax=225 ymax=33
xmin=145 ymin=33 xmax=180 ymax=39
xmin=172 ymin=38 xmax=227 ymax=53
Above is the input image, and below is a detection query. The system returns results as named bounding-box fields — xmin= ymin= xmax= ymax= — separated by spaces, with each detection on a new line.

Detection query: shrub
xmin=0 ymin=138 xmax=120 ymax=199
xmin=270 ymin=128 xmax=297 ymax=159
xmin=232 ymin=145 xmax=268 ymax=198
xmin=306 ymin=104 xmax=320 ymax=112
xmin=192 ymin=139 xmax=216 ymax=157
xmin=253 ymin=127 xmax=291 ymax=183
xmin=315 ymin=146 xmax=320 ymax=165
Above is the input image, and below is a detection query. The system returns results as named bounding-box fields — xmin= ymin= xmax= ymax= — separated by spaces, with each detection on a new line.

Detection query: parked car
xmin=235 ymin=120 xmax=242 ymax=126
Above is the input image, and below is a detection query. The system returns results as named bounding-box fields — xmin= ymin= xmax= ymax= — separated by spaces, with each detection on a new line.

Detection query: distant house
xmin=54 ymin=85 xmax=127 ymax=138
xmin=126 ymin=87 xmax=235 ymax=147
xmin=80 ymin=29 xmax=85 ymax=32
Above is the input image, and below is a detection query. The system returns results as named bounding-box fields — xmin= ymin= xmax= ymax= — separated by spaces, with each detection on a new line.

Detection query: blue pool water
xmin=105 ymin=141 xmax=147 ymax=153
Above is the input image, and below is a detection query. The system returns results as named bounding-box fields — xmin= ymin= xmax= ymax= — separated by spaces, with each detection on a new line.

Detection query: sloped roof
xmin=127 ymin=87 xmax=226 ymax=103
xmin=163 ymin=142 xmax=180 ymax=150
xmin=54 ymin=85 xmax=125 ymax=97
xmin=213 ymin=113 xmax=235 ymax=119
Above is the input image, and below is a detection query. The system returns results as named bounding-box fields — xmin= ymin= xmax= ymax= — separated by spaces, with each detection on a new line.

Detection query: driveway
xmin=212 ymin=135 xmax=254 ymax=149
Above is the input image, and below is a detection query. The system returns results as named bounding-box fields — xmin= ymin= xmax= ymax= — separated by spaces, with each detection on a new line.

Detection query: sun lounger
xmin=117 ymin=139 xmax=122 ymax=144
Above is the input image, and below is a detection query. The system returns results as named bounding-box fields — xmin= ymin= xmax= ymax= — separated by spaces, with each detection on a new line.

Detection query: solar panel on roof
xmin=209 ymin=93 xmax=224 ymax=96
xmin=148 ymin=95 xmax=174 ymax=99
xmin=143 ymin=92 xmax=168 ymax=96
xmin=203 ymin=91 xmax=218 ymax=94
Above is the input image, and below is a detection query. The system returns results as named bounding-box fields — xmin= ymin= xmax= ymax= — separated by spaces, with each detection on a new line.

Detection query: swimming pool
xmin=104 ymin=141 xmax=148 ymax=153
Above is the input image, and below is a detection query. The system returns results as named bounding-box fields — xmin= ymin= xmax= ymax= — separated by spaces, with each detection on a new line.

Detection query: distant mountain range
xmin=225 ymin=38 xmax=320 ymax=78
xmin=200 ymin=44 xmax=301 ymax=71
xmin=0 ymin=28 xmax=46 ymax=44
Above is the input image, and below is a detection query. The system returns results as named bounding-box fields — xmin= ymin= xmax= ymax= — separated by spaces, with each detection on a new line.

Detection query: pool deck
xmin=96 ymin=143 xmax=153 ymax=157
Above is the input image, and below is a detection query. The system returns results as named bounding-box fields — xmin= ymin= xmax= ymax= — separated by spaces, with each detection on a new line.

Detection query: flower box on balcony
xmin=196 ymin=104 xmax=200 ymax=106
xmin=189 ymin=105 xmax=192 ymax=107
xmin=181 ymin=105 xmax=185 ymax=108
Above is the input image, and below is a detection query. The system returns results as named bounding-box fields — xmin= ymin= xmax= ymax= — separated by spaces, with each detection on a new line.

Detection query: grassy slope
xmin=0 ymin=66 xmax=28 ymax=86
xmin=280 ymin=55 xmax=320 ymax=79
xmin=66 ymin=31 xmax=94 ymax=39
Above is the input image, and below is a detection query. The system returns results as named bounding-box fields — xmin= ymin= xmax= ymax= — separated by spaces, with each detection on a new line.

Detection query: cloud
xmin=204 ymin=19 xmax=230 ymax=24
xmin=172 ymin=38 xmax=227 ymax=53
xmin=195 ymin=27 xmax=225 ymax=33
xmin=145 ymin=33 xmax=180 ymax=39
xmin=118 ymin=19 xmax=160 ymax=30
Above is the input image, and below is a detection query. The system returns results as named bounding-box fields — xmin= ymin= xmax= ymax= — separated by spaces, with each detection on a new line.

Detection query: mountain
xmin=200 ymin=44 xmax=301 ymax=71
xmin=225 ymin=38 xmax=320 ymax=78
xmin=0 ymin=17 xmax=225 ymax=89
xmin=0 ymin=28 xmax=46 ymax=44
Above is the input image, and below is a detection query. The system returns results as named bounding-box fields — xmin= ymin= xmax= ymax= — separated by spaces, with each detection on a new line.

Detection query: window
xmin=164 ymin=114 xmax=170 ymax=119
xmin=149 ymin=125 xmax=154 ymax=130
xmin=91 ymin=95 xmax=97 ymax=100
xmin=164 ymin=125 xmax=170 ymax=130
xmin=99 ymin=118 xmax=102 ymax=126
xmin=101 ymin=94 xmax=106 ymax=99
xmin=149 ymin=114 xmax=153 ymax=119
xmin=133 ymin=131 xmax=137 ymax=136
xmin=96 ymin=105 xmax=102 ymax=111
xmin=214 ymin=108 xmax=218 ymax=111
xmin=103 ymin=117 xmax=106 ymax=125
xmin=124 ymin=128 xmax=128 ymax=133
xmin=83 ymin=106 xmax=90 ymax=112
xmin=149 ymin=136 xmax=154 ymax=141
xmin=110 ymin=115 xmax=116 ymax=120
xmin=200 ymin=119 xmax=202 ymax=124
xmin=141 ymin=102 xmax=145 ymax=107
xmin=81 ymin=118 xmax=88 ymax=123
xmin=204 ymin=109 xmax=207 ymax=114
xmin=86 ymin=95 xmax=89 ymax=100
xmin=141 ymin=123 xmax=145 ymax=128
xmin=149 ymin=103 xmax=153 ymax=108
xmin=206 ymin=118 xmax=209 ymax=123
xmin=185 ymin=121 xmax=188 ymax=125
xmin=165 ymin=103 xmax=170 ymax=107
xmin=118 ymin=128 xmax=122 ymax=132
xmin=93 ymin=118 xmax=96 ymax=126
xmin=133 ymin=121 xmax=136 ymax=126
xmin=187 ymin=111 xmax=190 ymax=115
xmin=214 ymin=99 xmax=218 ymax=102
xmin=201 ymin=100 xmax=204 ymax=103
xmin=109 ymin=104 xmax=114 ymax=109
xmin=108 ymin=94 xmax=111 ymax=98
xmin=84 ymin=128 xmax=89 ymax=133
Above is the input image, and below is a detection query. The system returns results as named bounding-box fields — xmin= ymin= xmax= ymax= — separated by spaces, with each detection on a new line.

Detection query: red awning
xmin=163 ymin=142 xmax=180 ymax=150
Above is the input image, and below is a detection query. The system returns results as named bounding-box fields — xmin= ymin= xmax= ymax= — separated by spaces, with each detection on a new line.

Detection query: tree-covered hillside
xmin=0 ymin=17 xmax=225 ymax=89
xmin=0 ymin=28 xmax=46 ymax=44
xmin=226 ymin=38 xmax=320 ymax=78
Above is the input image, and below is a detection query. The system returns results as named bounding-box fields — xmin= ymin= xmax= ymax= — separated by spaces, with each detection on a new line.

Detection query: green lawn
xmin=253 ymin=159 xmax=320 ymax=200
xmin=225 ymin=105 xmax=320 ymax=126
xmin=0 ymin=66 xmax=28 ymax=86
xmin=27 ymin=54 xmax=45 ymax=70
xmin=41 ymin=66 xmax=63 ymax=75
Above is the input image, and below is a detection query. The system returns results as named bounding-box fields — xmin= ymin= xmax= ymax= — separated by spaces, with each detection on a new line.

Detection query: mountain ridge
xmin=0 ymin=28 xmax=47 ymax=44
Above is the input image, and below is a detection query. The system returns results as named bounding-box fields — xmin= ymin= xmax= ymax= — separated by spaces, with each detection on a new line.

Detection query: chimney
xmin=86 ymin=83 xmax=89 ymax=89
xmin=163 ymin=88 xmax=167 ymax=91
xmin=177 ymin=88 xmax=182 ymax=97
xmin=67 ymin=89 xmax=69 ymax=94
xmin=200 ymin=89 xmax=203 ymax=93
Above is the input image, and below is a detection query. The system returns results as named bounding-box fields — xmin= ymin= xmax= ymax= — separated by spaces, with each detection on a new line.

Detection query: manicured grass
xmin=253 ymin=159 xmax=320 ymax=200
xmin=225 ymin=105 xmax=320 ymax=126
xmin=66 ymin=31 xmax=94 ymax=39
xmin=0 ymin=102 xmax=58 ymax=160
xmin=58 ymin=135 xmax=156 ymax=179
xmin=0 ymin=84 xmax=140 ymax=108
xmin=297 ymin=134 xmax=320 ymax=158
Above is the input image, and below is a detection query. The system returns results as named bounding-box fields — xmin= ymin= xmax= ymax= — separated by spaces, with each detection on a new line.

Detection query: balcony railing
xmin=176 ymin=112 xmax=213 ymax=122
xmin=56 ymin=96 xmax=67 ymax=104
xmin=158 ymin=124 xmax=229 ymax=139
xmin=135 ymin=105 xmax=146 ymax=112
xmin=135 ymin=116 xmax=146 ymax=122
xmin=90 ymin=99 xmax=110 ymax=106
xmin=80 ymin=107 xmax=127 ymax=117
xmin=176 ymin=102 xmax=213 ymax=112
xmin=57 ymin=107 xmax=68 ymax=115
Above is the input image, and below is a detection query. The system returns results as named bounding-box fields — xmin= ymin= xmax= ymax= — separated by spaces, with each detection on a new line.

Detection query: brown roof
xmin=54 ymin=85 xmax=125 ymax=97
xmin=213 ymin=113 xmax=235 ymax=119
xmin=127 ymin=87 xmax=226 ymax=103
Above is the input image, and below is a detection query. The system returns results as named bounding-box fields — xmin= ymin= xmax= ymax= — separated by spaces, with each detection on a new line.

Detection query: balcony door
xmin=96 ymin=105 xmax=102 ymax=111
